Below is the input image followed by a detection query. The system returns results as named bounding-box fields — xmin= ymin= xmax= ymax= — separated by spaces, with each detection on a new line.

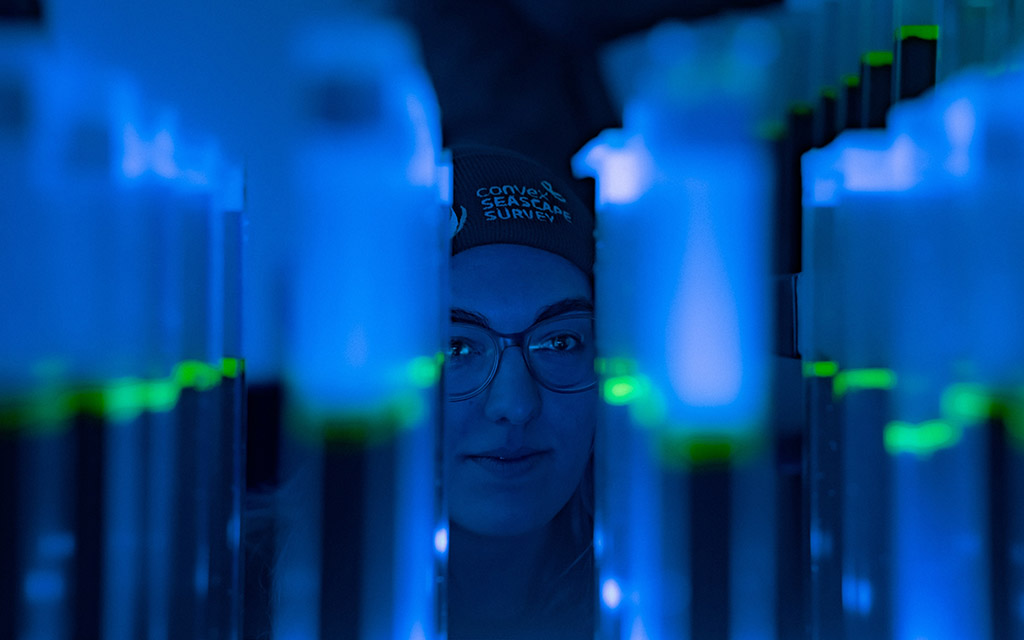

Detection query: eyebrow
xmin=450 ymin=308 xmax=491 ymax=327
xmin=450 ymin=297 xmax=593 ymax=329
xmin=532 ymin=297 xmax=593 ymax=324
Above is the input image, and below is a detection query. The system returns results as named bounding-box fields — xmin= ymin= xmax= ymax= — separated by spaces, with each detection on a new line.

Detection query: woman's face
xmin=445 ymin=244 xmax=596 ymax=537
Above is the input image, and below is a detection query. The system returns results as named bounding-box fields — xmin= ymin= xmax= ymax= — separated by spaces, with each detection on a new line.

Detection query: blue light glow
xmin=601 ymin=578 xmax=624 ymax=609
xmin=433 ymin=527 xmax=448 ymax=555
xmin=812 ymin=177 xmax=840 ymax=205
xmin=942 ymin=97 xmax=975 ymax=177
xmin=409 ymin=621 xmax=427 ymax=640
xmin=120 ymin=123 xmax=185 ymax=180
xmin=840 ymin=134 xmax=926 ymax=192
xmin=573 ymin=133 xmax=655 ymax=206
xmin=841 ymin=574 xmax=874 ymax=615
xmin=150 ymin=129 xmax=178 ymax=178
xmin=629 ymin=615 xmax=652 ymax=640
xmin=666 ymin=178 xmax=743 ymax=407
xmin=24 ymin=569 xmax=66 ymax=603
xmin=405 ymin=93 xmax=440 ymax=187
xmin=121 ymin=123 xmax=147 ymax=178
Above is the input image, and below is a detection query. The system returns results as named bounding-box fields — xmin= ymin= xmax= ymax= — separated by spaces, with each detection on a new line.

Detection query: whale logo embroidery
xmin=450 ymin=205 xmax=468 ymax=238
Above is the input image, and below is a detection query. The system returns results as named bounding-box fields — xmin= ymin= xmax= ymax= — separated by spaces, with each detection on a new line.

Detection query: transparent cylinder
xmin=575 ymin=22 xmax=774 ymax=635
xmin=274 ymin=18 xmax=446 ymax=640
xmin=1 ymin=41 xmax=243 ymax=640
xmin=799 ymin=66 xmax=1024 ymax=636
xmin=800 ymin=137 xmax=854 ymax=640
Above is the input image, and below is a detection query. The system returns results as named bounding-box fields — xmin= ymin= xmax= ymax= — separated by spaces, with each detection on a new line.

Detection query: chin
xmin=452 ymin=502 xmax=554 ymax=537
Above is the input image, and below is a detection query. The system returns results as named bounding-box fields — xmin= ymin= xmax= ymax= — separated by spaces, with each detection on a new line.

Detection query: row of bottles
xmin=0 ymin=24 xmax=245 ymax=640
xmin=583 ymin=0 xmax=1024 ymax=637
xmin=801 ymin=56 xmax=1024 ymax=640
xmin=2 ymin=4 xmax=450 ymax=639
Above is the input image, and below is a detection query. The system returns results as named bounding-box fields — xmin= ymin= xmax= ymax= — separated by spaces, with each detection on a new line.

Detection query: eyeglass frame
xmin=445 ymin=310 xmax=597 ymax=402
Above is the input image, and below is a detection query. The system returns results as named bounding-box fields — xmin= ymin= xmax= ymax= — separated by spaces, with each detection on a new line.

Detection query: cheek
xmin=547 ymin=390 xmax=597 ymax=468
xmin=440 ymin=397 xmax=471 ymax=442
xmin=442 ymin=401 xmax=472 ymax=461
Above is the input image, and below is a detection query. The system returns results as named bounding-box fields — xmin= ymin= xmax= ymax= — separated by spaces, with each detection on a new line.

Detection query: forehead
xmin=450 ymin=244 xmax=591 ymax=332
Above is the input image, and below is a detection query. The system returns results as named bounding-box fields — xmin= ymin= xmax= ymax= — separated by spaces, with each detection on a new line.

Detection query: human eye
xmin=447 ymin=329 xmax=487 ymax=363
xmin=448 ymin=338 xmax=478 ymax=359
xmin=532 ymin=331 xmax=585 ymax=354
xmin=448 ymin=338 xmax=470 ymax=359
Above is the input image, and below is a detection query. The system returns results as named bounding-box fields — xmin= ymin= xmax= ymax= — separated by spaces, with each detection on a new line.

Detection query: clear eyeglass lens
xmin=445 ymin=315 xmax=595 ymax=397
xmin=527 ymin=317 xmax=595 ymax=390
xmin=446 ymin=326 xmax=494 ymax=383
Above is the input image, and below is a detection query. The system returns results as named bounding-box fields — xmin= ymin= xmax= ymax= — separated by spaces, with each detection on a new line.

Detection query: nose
xmin=482 ymin=346 xmax=541 ymax=426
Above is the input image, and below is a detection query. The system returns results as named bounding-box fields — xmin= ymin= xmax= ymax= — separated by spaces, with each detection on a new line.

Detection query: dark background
xmin=397 ymin=0 xmax=781 ymax=198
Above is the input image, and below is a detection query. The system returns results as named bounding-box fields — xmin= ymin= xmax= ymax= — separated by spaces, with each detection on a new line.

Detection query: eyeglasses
xmin=445 ymin=311 xmax=597 ymax=401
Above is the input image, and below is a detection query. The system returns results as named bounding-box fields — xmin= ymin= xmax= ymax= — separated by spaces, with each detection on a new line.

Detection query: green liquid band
xmin=656 ymin=429 xmax=767 ymax=467
xmin=597 ymin=358 xmax=764 ymax=466
xmin=285 ymin=352 xmax=444 ymax=445
xmin=885 ymin=385 xmax=1024 ymax=456
xmin=885 ymin=419 xmax=961 ymax=456
xmin=603 ymin=375 xmax=643 ymax=405
xmin=600 ymin=371 xmax=666 ymax=428
xmin=843 ymin=74 xmax=861 ymax=88
xmin=940 ymin=384 xmax=1024 ymax=447
xmin=833 ymin=368 xmax=897 ymax=398
xmin=899 ymin=25 xmax=939 ymax=41
xmin=408 ymin=352 xmax=445 ymax=388
xmin=790 ymin=102 xmax=814 ymax=116
xmin=286 ymin=392 xmax=428 ymax=447
xmin=942 ymin=383 xmax=994 ymax=422
xmin=596 ymin=358 xmax=661 ymax=426
xmin=863 ymin=50 xmax=894 ymax=67
xmin=803 ymin=360 xmax=838 ymax=378
xmin=0 ymin=357 xmax=244 ymax=429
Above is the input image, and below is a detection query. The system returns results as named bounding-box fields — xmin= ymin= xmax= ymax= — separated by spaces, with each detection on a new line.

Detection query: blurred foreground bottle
xmin=0 ymin=26 xmax=244 ymax=640
xmin=271 ymin=15 xmax=449 ymax=640
xmin=575 ymin=15 xmax=775 ymax=640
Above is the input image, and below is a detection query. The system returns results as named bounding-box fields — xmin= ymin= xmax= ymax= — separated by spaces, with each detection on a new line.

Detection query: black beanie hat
xmin=449 ymin=145 xmax=595 ymax=276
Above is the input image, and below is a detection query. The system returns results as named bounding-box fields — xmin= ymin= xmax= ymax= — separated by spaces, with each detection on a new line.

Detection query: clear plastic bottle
xmin=274 ymin=16 xmax=447 ymax=640
xmin=576 ymin=16 xmax=774 ymax=640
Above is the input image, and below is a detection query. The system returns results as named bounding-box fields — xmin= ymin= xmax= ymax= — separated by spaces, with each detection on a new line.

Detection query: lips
xmin=465 ymin=447 xmax=548 ymax=477
xmin=472 ymin=446 xmax=544 ymax=459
